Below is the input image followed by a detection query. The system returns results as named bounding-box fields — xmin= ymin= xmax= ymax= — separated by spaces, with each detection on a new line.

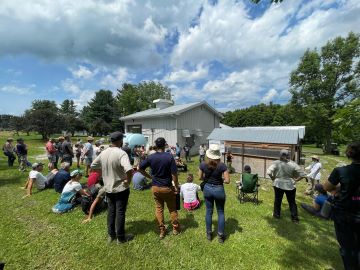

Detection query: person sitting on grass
xmin=180 ymin=174 xmax=201 ymax=211
xmin=132 ymin=167 xmax=151 ymax=191
xmin=87 ymin=169 xmax=102 ymax=188
xmin=53 ymin=162 xmax=71 ymax=193
xmin=301 ymin=183 xmax=330 ymax=218
xmin=23 ymin=163 xmax=58 ymax=198
xmin=82 ymin=185 xmax=107 ymax=223
xmin=52 ymin=169 xmax=89 ymax=214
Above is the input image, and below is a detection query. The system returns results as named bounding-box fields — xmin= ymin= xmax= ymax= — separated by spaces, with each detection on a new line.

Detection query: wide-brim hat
xmin=311 ymin=155 xmax=320 ymax=160
xmin=206 ymin=144 xmax=221 ymax=160
xmin=87 ymin=136 xmax=94 ymax=141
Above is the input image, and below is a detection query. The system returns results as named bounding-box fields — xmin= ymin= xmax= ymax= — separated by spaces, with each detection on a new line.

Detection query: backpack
xmin=81 ymin=185 xmax=107 ymax=215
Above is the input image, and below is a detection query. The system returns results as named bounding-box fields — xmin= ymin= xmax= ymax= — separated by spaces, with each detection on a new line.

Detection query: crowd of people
xmin=2 ymin=134 xmax=359 ymax=269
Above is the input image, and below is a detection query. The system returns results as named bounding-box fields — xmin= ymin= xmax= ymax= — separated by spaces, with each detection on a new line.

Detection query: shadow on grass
xmin=0 ymin=175 xmax=23 ymax=187
xmin=225 ymin=217 xmax=243 ymax=237
xmin=179 ymin=212 xmax=199 ymax=233
xmin=265 ymin=213 xmax=342 ymax=269
xmin=127 ymin=219 xmax=159 ymax=235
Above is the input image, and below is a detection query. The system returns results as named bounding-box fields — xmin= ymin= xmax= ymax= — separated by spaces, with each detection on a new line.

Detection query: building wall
xmin=231 ymin=155 xmax=276 ymax=178
xmin=176 ymin=105 xmax=220 ymax=155
xmin=124 ymin=117 xmax=177 ymax=146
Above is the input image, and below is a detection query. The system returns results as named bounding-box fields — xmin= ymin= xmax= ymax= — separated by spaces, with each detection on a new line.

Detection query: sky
xmin=0 ymin=0 xmax=359 ymax=115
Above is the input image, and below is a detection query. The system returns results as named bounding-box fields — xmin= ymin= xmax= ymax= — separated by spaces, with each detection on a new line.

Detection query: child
xmin=180 ymin=174 xmax=201 ymax=211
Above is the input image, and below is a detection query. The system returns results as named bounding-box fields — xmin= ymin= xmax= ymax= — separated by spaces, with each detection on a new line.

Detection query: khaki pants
xmin=152 ymin=186 xmax=180 ymax=233
xmin=305 ymin=178 xmax=319 ymax=194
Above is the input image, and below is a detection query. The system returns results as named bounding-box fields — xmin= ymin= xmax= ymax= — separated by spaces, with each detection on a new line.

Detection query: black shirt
xmin=199 ymin=162 xmax=227 ymax=185
xmin=139 ymin=152 xmax=177 ymax=187
xmin=328 ymin=163 xmax=360 ymax=222
xmin=62 ymin=141 xmax=72 ymax=156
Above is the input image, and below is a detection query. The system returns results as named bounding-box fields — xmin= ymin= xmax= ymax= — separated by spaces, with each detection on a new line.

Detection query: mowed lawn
xmin=0 ymin=133 xmax=346 ymax=270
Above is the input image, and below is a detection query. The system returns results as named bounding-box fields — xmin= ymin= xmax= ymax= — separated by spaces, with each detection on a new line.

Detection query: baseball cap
xmin=32 ymin=162 xmax=44 ymax=169
xmin=110 ymin=131 xmax=125 ymax=142
xmin=280 ymin=149 xmax=289 ymax=157
xmin=155 ymin=137 xmax=166 ymax=148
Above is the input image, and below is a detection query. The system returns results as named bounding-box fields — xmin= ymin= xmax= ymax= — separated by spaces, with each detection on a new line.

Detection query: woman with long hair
xmin=199 ymin=144 xmax=230 ymax=243
xmin=324 ymin=141 xmax=360 ymax=270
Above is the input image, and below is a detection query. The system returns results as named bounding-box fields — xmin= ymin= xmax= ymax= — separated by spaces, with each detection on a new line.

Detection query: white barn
xmin=120 ymin=99 xmax=222 ymax=155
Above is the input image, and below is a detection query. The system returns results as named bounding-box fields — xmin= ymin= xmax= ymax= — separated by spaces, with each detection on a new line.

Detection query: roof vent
xmin=153 ymin=99 xmax=173 ymax=109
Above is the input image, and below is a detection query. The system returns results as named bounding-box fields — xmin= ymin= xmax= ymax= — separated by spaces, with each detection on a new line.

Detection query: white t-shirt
xmin=62 ymin=181 xmax=82 ymax=194
xmin=180 ymin=183 xmax=201 ymax=203
xmin=306 ymin=162 xmax=322 ymax=181
xmin=29 ymin=170 xmax=47 ymax=190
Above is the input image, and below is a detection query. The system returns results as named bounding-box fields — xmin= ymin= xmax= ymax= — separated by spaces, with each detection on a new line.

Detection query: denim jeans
xmin=203 ymin=183 xmax=226 ymax=235
xmin=273 ymin=187 xmax=298 ymax=220
xmin=334 ymin=217 xmax=360 ymax=270
xmin=106 ymin=188 xmax=130 ymax=241
xmin=4 ymin=151 xmax=16 ymax=167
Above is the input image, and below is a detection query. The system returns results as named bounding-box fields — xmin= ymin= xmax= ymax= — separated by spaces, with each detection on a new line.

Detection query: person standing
xmin=62 ymin=135 xmax=74 ymax=167
xmin=2 ymin=138 xmax=16 ymax=167
xmin=55 ymin=137 xmax=65 ymax=167
xmin=46 ymin=138 xmax=57 ymax=170
xmin=15 ymin=138 xmax=29 ymax=172
xmin=324 ymin=141 xmax=360 ymax=270
xmin=305 ymin=155 xmax=322 ymax=195
xmin=139 ymin=137 xmax=180 ymax=239
xmin=199 ymin=144 xmax=206 ymax=163
xmin=199 ymin=144 xmax=230 ymax=243
xmin=267 ymin=149 xmax=306 ymax=224
xmin=84 ymin=136 xmax=94 ymax=177
xmin=91 ymin=131 xmax=134 ymax=244
xmin=183 ymin=143 xmax=191 ymax=162
xmin=175 ymin=143 xmax=181 ymax=158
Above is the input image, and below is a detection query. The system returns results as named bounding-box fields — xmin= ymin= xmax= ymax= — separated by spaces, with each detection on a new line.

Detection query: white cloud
xmin=61 ymin=79 xmax=81 ymax=94
xmin=70 ymin=65 xmax=97 ymax=79
xmin=100 ymin=67 xmax=133 ymax=89
xmin=261 ymin=89 xmax=278 ymax=104
xmin=0 ymin=85 xmax=33 ymax=95
xmin=164 ymin=64 xmax=209 ymax=82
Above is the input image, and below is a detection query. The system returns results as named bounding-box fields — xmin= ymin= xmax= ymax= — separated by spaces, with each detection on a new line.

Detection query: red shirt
xmin=87 ymin=171 xmax=101 ymax=187
xmin=46 ymin=141 xmax=56 ymax=154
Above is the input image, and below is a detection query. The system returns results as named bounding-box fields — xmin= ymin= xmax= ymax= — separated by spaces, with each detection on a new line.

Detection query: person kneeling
xmin=180 ymin=174 xmax=201 ymax=211
xmin=52 ymin=169 xmax=89 ymax=214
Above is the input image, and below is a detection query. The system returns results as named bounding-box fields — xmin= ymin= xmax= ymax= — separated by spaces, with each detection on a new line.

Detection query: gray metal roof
xmin=240 ymin=126 xmax=305 ymax=139
xmin=207 ymin=127 xmax=301 ymax=145
xmin=120 ymin=101 xmax=222 ymax=120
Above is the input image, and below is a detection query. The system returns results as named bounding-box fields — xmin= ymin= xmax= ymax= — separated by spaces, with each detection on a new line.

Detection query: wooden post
xmin=241 ymin=143 xmax=245 ymax=173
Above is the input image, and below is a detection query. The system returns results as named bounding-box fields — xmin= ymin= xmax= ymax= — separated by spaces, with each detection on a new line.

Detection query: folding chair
xmin=237 ymin=173 xmax=259 ymax=204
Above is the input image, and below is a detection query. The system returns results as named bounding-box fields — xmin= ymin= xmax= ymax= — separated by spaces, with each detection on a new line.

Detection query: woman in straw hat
xmin=305 ymin=155 xmax=322 ymax=195
xmin=199 ymin=144 xmax=230 ymax=243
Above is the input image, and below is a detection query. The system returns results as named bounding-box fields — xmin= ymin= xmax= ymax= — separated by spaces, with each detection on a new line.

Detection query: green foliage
xmin=290 ymin=32 xmax=360 ymax=152
xmin=81 ymin=90 xmax=116 ymax=135
xmin=333 ymin=98 xmax=360 ymax=142
xmin=59 ymin=99 xmax=86 ymax=136
xmin=0 ymin=114 xmax=14 ymax=130
xmin=222 ymin=103 xmax=298 ymax=127
xmin=24 ymin=100 xmax=61 ymax=139
xmin=116 ymin=81 xmax=172 ymax=117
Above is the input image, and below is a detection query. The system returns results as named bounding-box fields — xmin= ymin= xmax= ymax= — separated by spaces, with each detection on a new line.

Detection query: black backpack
xmin=81 ymin=185 xmax=107 ymax=215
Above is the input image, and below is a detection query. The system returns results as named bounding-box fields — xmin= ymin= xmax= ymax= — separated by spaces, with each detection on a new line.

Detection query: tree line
xmin=0 ymin=33 xmax=359 ymax=153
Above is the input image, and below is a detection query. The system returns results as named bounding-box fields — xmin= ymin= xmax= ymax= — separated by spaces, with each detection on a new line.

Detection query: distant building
xmin=121 ymin=99 xmax=222 ymax=155
xmin=207 ymin=126 xmax=305 ymax=177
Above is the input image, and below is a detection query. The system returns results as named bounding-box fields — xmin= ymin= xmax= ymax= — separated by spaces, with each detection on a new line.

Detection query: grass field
xmin=0 ymin=132 xmax=348 ymax=270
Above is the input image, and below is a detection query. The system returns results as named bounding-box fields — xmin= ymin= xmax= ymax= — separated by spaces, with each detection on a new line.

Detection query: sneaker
xmin=172 ymin=229 xmax=180 ymax=236
xmin=218 ymin=234 xmax=226 ymax=244
xmin=107 ymin=236 xmax=116 ymax=244
xmin=117 ymin=234 xmax=134 ymax=244
xmin=159 ymin=231 xmax=166 ymax=240
xmin=206 ymin=232 xmax=212 ymax=241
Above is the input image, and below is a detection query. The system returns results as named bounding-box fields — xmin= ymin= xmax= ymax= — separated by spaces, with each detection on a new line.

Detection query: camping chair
xmin=237 ymin=173 xmax=259 ymax=204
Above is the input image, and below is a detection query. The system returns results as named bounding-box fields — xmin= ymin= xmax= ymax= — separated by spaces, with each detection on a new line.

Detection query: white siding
xmin=124 ymin=117 xmax=177 ymax=146
xmin=176 ymin=105 xmax=220 ymax=155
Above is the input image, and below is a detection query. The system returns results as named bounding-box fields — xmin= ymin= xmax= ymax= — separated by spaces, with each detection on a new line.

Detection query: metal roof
xmin=207 ymin=127 xmax=302 ymax=145
xmin=120 ymin=101 xmax=223 ymax=120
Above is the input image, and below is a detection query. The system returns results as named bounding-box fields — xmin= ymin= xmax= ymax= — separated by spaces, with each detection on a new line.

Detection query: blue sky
xmin=0 ymin=0 xmax=359 ymax=115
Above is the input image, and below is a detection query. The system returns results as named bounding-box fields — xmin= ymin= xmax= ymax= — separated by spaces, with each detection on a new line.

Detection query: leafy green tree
xmin=25 ymin=100 xmax=61 ymax=139
xmin=290 ymin=32 xmax=360 ymax=152
xmin=116 ymin=81 xmax=172 ymax=117
xmin=333 ymin=98 xmax=360 ymax=142
xmin=81 ymin=90 xmax=116 ymax=135
xmin=60 ymin=99 xmax=83 ymax=136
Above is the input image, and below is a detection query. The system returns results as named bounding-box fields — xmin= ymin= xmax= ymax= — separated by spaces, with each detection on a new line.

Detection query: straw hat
xmin=206 ymin=144 xmax=221 ymax=160
xmin=311 ymin=155 xmax=320 ymax=161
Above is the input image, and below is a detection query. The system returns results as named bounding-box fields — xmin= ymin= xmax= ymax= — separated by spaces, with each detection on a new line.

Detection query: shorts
xmin=48 ymin=154 xmax=56 ymax=163
xmin=85 ymin=157 xmax=93 ymax=165
xmin=183 ymin=200 xmax=200 ymax=210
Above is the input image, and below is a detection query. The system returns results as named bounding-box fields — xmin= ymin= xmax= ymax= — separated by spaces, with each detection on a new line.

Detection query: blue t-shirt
xmin=139 ymin=152 xmax=177 ymax=187
xmin=132 ymin=172 xmax=147 ymax=190
xmin=199 ymin=162 xmax=227 ymax=185
xmin=84 ymin=142 xmax=93 ymax=158
xmin=315 ymin=194 xmax=329 ymax=209
xmin=54 ymin=169 xmax=71 ymax=193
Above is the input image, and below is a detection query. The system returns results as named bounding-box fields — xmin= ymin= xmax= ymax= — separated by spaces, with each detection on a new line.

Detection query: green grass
xmin=0 ymin=133 xmax=347 ymax=270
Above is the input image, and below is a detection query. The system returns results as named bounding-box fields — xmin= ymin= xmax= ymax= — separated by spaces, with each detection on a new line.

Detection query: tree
xmin=116 ymin=81 xmax=172 ymax=117
xmin=81 ymin=90 xmax=116 ymax=135
xmin=25 ymin=100 xmax=61 ymax=139
xmin=333 ymin=98 xmax=360 ymax=142
xmin=60 ymin=99 xmax=81 ymax=136
xmin=290 ymin=32 xmax=360 ymax=152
